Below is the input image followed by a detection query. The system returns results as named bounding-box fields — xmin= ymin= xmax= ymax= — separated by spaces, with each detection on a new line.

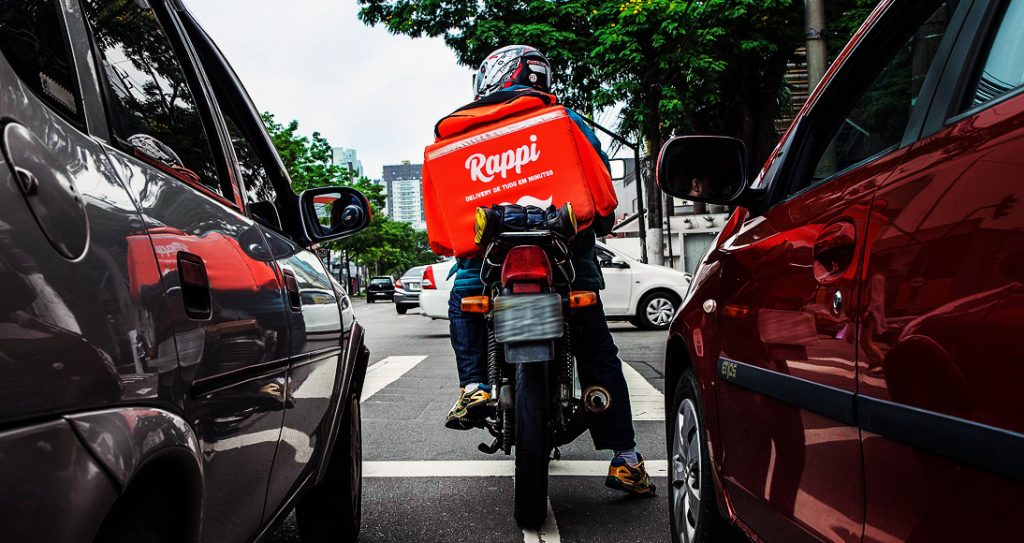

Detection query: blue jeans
xmin=448 ymin=289 xmax=636 ymax=451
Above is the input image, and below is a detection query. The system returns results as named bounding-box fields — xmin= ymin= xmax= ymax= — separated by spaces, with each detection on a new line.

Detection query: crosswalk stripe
xmin=363 ymin=460 xmax=668 ymax=478
xmin=621 ymin=361 xmax=665 ymax=421
xmin=360 ymin=355 xmax=427 ymax=402
xmin=522 ymin=499 xmax=560 ymax=543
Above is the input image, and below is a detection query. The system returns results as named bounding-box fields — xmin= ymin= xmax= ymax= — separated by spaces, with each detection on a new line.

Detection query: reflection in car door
xmin=80 ymin=1 xmax=290 ymax=541
xmin=856 ymin=2 xmax=1024 ymax=539
xmin=714 ymin=159 xmax=885 ymax=543
xmin=179 ymin=15 xmax=350 ymax=512
xmin=262 ymin=232 xmax=345 ymax=510
xmin=0 ymin=0 xmax=177 ymax=422
xmin=713 ymin=4 xmax=961 ymax=540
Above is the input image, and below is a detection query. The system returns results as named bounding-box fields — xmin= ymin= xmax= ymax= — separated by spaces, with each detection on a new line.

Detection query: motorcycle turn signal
xmin=461 ymin=295 xmax=492 ymax=313
xmin=568 ymin=290 xmax=598 ymax=308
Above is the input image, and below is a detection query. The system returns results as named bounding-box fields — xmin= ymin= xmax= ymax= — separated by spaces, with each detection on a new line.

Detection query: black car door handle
xmin=283 ymin=270 xmax=301 ymax=311
xmin=177 ymin=252 xmax=211 ymax=320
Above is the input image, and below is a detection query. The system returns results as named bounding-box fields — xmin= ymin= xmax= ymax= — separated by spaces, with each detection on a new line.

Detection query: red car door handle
xmin=813 ymin=221 xmax=856 ymax=283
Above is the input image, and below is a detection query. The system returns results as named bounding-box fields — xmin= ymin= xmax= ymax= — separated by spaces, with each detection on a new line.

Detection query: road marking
xmin=523 ymin=499 xmax=560 ymax=543
xmin=360 ymin=355 xmax=427 ymax=402
xmin=363 ymin=459 xmax=668 ymax=478
xmin=621 ymin=361 xmax=665 ymax=421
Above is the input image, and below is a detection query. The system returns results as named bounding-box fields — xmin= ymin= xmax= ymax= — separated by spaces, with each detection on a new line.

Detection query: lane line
xmin=360 ymin=355 xmax=427 ymax=402
xmin=621 ymin=361 xmax=665 ymax=421
xmin=363 ymin=460 xmax=668 ymax=478
xmin=523 ymin=499 xmax=560 ymax=543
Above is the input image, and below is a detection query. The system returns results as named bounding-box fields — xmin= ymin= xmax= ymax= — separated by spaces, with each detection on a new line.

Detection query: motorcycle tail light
xmin=501 ymin=245 xmax=552 ymax=285
xmin=422 ymin=266 xmax=436 ymax=289
xmin=568 ymin=291 xmax=598 ymax=308
xmin=461 ymin=295 xmax=491 ymax=313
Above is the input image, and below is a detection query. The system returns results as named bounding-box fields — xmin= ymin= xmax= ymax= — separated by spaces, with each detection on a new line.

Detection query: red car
xmin=657 ymin=1 xmax=1024 ymax=542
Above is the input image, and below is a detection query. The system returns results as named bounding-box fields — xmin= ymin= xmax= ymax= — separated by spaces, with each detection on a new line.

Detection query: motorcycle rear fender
xmin=505 ymin=340 xmax=554 ymax=363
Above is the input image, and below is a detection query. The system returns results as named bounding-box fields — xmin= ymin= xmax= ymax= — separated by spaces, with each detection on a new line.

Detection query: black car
xmin=0 ymin=1 xmax=371 ymax=542
xmin=366 ymin=275 xmax=396 ymax=303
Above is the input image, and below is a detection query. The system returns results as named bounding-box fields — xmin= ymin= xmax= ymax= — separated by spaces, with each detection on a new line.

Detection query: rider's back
xmin=422 ymin=86 xmax=617 ymax=292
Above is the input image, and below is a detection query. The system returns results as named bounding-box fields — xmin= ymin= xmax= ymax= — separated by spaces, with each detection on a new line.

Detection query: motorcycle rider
xmin=440 ymin=45 xmax=655 ymax=497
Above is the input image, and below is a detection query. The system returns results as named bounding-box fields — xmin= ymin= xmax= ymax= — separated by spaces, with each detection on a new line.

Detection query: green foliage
xmin=335 ymin=216 xmax=436 ymax=276
xmin=357 ymin=0 xmax=817 ymax=169
xmin=261 ymin=113 xmax=437 ymax=275
xmin=828 ymin=0 xmax=881 ymax=55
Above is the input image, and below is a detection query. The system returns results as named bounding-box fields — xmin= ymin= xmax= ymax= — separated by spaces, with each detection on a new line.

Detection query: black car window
xmin=82 ymin=0 xmax=226 ymax=198
xmin=223 ymin=113 xmax=276 ymax=206
xmin=966 ymin=0 xmax=1024 ymax=109
xmin=0 ymin=0 xmax=84 ymax=125
xmin=795 ymin=2 xmax=959 ymax=194
xmin=370 ymin=278 xmax=392 ymax=286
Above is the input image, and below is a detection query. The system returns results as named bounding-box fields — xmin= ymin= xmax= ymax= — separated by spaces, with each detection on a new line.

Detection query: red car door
xmin=856 ymin=2 xmax=1024 ymax=540
xmin=713 ymin=3 xmax=964 ymax=541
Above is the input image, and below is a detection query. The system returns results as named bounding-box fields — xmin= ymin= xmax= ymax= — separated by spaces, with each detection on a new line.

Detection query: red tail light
xmin=395 ymin=278 xmax=402 ymax=288
xmin=422 ymin=265 xmax=437 ymax=289
xmin=501 ymin=245 xmax=552 ymax=285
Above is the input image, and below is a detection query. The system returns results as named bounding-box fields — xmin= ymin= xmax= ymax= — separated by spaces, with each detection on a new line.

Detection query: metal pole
xmin=581 ymin=116 xmax=649 ymax=264
xmin=805 ymin=0 xmax=834 ymax=173
xmin=344 ymin=250 xmax=351 ymax=294
xmin=664 ymin=195 xmax=674 ymax=267
xmin=804 ymin=0 xmax=828 ymax=92
xmin=633 ymin=146 xmax=648 ymax=264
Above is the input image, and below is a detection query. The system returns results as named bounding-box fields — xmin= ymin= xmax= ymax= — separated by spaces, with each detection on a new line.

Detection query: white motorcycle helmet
xmin=474 ymin=45 xmax=553 ymax=99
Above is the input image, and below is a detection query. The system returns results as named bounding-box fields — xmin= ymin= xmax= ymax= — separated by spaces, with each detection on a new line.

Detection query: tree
xmin=260 ymin=112 xmax=384 ymax=205
xmin=357 ymin=0 xmax=808 ymax=261
xmin=261 ymin=113 xmax=438 ymax=276
xmin=335 ymin=218 xmax=435 ymax=276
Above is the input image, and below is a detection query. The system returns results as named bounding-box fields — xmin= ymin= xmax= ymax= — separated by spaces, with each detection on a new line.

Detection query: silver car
xmin=394 ymin=265 xmax=427 ymax=314
xmin=0 ymin=2 xmax=370 ymax=541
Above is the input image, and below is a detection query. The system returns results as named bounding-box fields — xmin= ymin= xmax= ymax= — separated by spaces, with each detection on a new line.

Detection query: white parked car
xmin=420 ymin=259 xmax=457 ymax=320
xmin=420 ymin=243 xmax=689 ymax=330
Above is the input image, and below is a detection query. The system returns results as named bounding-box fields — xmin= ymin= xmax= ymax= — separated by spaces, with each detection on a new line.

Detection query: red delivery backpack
xmin=422 ymin=90 xmax=617 ymax=258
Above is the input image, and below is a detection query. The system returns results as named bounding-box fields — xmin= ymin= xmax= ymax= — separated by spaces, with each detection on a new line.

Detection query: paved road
xmin=270 ymin=299 xmax=673 ymax=542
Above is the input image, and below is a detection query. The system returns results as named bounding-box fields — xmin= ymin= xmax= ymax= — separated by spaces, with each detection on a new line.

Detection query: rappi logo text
xmin=464 ymin=135 xmax=540 ymax=183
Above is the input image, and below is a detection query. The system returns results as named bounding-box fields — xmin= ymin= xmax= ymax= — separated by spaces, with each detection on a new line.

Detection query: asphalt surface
xmin=269 ymin=299 xmax=673 ymax=542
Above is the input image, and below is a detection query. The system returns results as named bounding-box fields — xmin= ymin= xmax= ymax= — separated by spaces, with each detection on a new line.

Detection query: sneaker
xmin=605 ymin=453 xmax=657 ymax=497
xmin=444 ymin=384 xmax=492 ymax=430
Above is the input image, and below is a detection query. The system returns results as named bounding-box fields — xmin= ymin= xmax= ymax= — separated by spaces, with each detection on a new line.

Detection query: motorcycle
xmin=460 ymin=203 xmax=612 ymax=528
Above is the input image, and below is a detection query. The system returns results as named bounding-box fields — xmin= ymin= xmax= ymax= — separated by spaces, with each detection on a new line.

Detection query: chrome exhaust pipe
xmin=582 ymin=386 xmax=612 ymax=413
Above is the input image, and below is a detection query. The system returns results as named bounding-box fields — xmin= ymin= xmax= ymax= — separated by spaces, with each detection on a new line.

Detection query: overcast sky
xmin=184 ymin=0 xmax=472 ymax=180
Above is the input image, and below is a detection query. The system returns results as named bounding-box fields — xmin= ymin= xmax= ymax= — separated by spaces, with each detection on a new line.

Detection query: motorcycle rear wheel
xmin=513 ymin=361 xmax=550 ymax=529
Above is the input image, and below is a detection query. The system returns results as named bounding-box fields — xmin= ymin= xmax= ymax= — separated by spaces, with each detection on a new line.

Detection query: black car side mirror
xmin=656 ymin=136 xmax=749 ymax=205
xmin=609 ymin=256 xmax=630 ymax=268
xmin=299 ymin=187 xmax=371 ymax=243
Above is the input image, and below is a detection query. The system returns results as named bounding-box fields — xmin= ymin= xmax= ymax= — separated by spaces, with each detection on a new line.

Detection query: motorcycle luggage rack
xmin=480 ymin=230 xmax=575 ymax=285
